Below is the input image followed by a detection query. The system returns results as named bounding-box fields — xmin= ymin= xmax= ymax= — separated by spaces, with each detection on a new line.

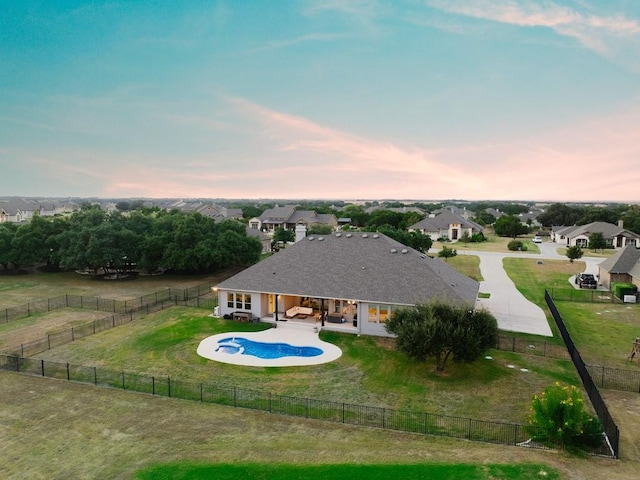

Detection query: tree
xmin=474 ymin=210 xmax=496 ymax=226
xmin=493 ymin=215 xmax=529 ymax=239
xmin=438 ymin=245 xmax=457 ymax=261
xmin=537 ymin=203 xmax=582 ymax=227
xmin=566 ymin=246 xmax=583 ymax=263
xmin=307 ymin=224 xmax=333 ymax=235
xmin=272 ymin=226 xmax=295 ymax=245
xmin=588 ymin=232 xmax=607 ymax=252
xmin=385 ymin=301 xmax=498 ymax=373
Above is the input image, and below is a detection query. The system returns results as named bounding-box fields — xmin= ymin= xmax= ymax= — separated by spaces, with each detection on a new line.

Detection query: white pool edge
xmin=196 ymin=327 xmax=343 ymax=367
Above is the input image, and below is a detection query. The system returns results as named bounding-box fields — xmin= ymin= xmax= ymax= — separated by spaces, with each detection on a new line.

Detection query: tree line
xmin=0 ymin=206 xmax=262 ymax=275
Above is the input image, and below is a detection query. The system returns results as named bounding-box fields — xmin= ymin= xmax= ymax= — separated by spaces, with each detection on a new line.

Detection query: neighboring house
xmin=518 ymin=212 xmax=541 ymax=227
xmin=408 ymin=211 xmax=484 ymax=242
xmin=0 ymin=198 xmax=33 ymax=223
xmin=214 ymin=231 xmax=479 ymax=337
xmin=249 ymin=205 xmax=337 ymax=234
xmin=484 ymin=208 xmax=504 ymax=220
xmin=597 ymin=245 xmax=640 ymax=290
xmin=551 ymin=222 xmax=640 ymax=249
xmin=245 ymin=226 xmax=271 ymax=254
xmin=431 ymin=206 xmax=472 ymax=220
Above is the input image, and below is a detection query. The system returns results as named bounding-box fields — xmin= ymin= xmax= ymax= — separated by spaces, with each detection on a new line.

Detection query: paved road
xmin=455 ymin=242 xmax=605 ymax=337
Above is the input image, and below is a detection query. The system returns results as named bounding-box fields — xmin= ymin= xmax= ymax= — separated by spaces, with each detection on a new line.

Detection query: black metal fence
xmin=547 ymin=288 xmax=617 ymax=303
xmin=0 ymin=354 xmax=613 ymax=456
xmin=0 ymin=281 xmax=218 ymax=323
xmin=545 ymin=290 xmax=620 ymax=458
xmin=586 ymin=365 xmax=640 ymax=393
xmin=496 ymin=335 xmax=569 ymax=360
xmin=2 ymin=298 xmax=217 ymax=358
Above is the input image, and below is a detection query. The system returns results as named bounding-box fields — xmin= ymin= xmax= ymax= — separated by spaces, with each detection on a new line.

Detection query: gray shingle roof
xmin=409 ymin=211 xmax=483 ymax=233
xmin=563 ymin=222 xmax=640 ymax=240
xmin=216 ymin=232 xmax=479 ymax=307
xmin=599 ymin=245 xmax=640 ymax=274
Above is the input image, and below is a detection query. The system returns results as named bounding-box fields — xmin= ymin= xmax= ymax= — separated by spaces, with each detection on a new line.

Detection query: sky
xmin=2 ymin=0 xmax=640 ymax=203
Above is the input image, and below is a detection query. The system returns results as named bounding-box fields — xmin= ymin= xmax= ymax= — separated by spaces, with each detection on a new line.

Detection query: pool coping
xmin=196 ymin=325 xmax=343 ymax=367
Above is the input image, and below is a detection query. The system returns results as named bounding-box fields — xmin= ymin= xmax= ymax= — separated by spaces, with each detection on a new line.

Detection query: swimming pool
xmin=215 ymin=336 xmax=324 ymax=359
xmin=197 ymin=327 xmax=342 ymax=367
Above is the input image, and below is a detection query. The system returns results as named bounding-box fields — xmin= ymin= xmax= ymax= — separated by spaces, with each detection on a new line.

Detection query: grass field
xmin=2 ymin=373 xmax=635 ymax=479
xmin=1 ymin=263 xmax=638 ymax=478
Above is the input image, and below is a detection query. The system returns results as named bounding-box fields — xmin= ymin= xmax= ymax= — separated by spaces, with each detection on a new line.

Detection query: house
xmin=245 ymin=226 xmax=271 ymax=254
xmin=551 ymin=221 xmax=640 ymax=249
xmin=597 ymin=245 xmax=640 ymax=290
xmin=0 ymin=197 xmax=35 ymax=223
xmin=249 ymin=205 xmax=337 ymax=234
xmin=408 ymin=211 xmax=483 ymax=242
xmin=214 ymin=231 xmax=479 ymax=337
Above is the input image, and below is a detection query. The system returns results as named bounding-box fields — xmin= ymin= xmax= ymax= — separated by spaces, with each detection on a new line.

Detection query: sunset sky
xmin=2 ymin=0 xmax=640 ymax=202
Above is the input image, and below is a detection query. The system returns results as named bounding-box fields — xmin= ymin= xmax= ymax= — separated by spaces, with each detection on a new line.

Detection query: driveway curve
xmin=455 ymin=243 xmax=602 ymax=338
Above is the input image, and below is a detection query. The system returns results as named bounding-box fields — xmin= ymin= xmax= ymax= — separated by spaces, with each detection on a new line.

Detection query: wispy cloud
xmin=225 ymin=96 xmax=480 ymax=187
xmin=426 ymin=0 xmax=640 ymax=57
xmin=247 ymin=32 xmax=351 ymax=53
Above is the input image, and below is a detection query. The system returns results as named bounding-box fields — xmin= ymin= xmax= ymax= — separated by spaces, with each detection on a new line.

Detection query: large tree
xmin=493 ymin=215 xmax=529 ymax=239
xmin=386 ymin=302 xmax=498 ymax=373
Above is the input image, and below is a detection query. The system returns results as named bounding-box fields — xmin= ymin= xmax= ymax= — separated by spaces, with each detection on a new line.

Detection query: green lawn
xmin=28 ymin=306 xmax=579 ymax=423
xmin=501 ymin=257 xmax=640 ymax=366
xmin=134 ymin=462 xmax=560 ymax=480
xmin=436 ymin=254 xmax=483 ymax=281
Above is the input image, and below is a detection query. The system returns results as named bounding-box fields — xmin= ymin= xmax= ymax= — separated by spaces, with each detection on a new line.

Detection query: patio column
xmin=274 ymin=294 xmax=279 ymax=322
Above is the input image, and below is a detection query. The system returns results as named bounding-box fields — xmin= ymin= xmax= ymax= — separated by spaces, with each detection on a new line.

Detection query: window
xmin=227 ymin=292 xmax=252 ymax=310
xmin=368 ymin=304 xmax=392 ymax=324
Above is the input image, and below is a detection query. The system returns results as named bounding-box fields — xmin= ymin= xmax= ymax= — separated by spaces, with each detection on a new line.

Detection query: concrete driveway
xmin=457 ymin=241 xmax=603 ymax=337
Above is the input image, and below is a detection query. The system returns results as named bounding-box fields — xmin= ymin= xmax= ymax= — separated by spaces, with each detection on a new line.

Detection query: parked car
xmin=576 ymin=273 xmax=597 ymax=289
xmin=532 ymin=236 xmax=542 ymax=243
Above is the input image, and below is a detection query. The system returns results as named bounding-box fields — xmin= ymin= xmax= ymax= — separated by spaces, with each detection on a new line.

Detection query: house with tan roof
xmin=214 ymin=231 xmax=479 ymax=337
xmin=551 ymin=221 xmax=640 ymax=249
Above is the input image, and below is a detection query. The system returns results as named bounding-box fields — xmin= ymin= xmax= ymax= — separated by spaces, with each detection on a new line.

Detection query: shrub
xmin=611 ymin=282 xmax=637 ymax=299
xmin=507 ymin=240 xmax=527 ymax=251
xmin=529 ymin=383 xmax=603 ymax=450
xmin=471 ymin=232 xmax=486 ymax=243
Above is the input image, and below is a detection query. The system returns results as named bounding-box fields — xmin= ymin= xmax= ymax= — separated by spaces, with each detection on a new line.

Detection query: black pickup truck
xmin=576 ymin=273 xmax=597 ymax=289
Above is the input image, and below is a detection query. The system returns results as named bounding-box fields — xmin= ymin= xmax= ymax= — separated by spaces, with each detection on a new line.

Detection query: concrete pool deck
xmin=196 ymin=322 xmax=343 ymax=367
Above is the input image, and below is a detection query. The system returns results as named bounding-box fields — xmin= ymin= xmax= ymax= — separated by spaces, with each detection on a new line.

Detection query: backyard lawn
xmin=20 ymin=306 xmax=579 ymax=423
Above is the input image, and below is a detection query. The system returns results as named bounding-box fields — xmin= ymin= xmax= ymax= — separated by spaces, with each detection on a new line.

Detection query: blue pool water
xmin=215 ymin=336 xmax=323 ymax=359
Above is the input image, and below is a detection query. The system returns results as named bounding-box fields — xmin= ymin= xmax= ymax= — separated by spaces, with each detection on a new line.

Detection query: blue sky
xmin=2 ymin=0 xmax=640 ymax=202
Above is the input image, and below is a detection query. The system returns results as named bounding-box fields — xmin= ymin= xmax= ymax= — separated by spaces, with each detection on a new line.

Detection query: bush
xmin=611 ymin=282 xmax=637 ymax=299
xmin=507 ymin=240 xmax=527 ymax=251
xmin=529 ymin=383 xmax=603 ymax=450
xmin=471 ymin=232 xmax=486 ymax=243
